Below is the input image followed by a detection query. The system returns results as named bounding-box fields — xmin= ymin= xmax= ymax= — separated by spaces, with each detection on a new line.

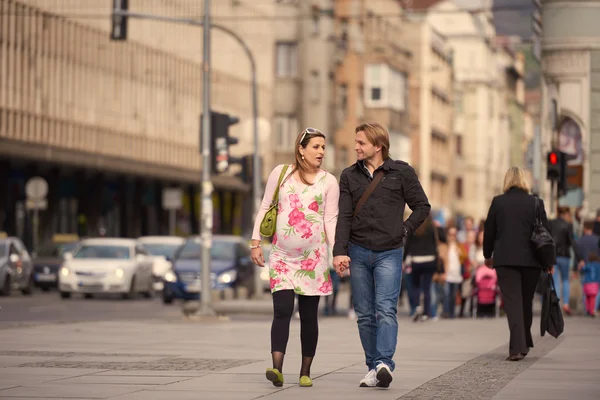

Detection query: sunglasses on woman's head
xmin=299 ymin=127 xmax=323 ymax=144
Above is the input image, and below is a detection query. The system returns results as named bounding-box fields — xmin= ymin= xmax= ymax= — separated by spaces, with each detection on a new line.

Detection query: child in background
xmin=579 ymin=253 xmax=600 ymax=317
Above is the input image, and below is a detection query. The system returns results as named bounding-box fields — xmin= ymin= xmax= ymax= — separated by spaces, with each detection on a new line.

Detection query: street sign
xmin=25 ymin=177 xmax=48 ymax=200
xmin=162 ymin=188 xmax=182 ymax=210
xmin=26 ymin=199 xmax=48 ymax=210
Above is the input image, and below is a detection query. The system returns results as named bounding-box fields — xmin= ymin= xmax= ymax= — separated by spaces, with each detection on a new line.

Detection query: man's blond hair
xmin=355 ymin=122 xmax=390 ymax=159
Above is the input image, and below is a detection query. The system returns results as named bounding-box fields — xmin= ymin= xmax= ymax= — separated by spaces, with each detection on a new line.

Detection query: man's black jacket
xmin=333 ymin=158 xmax=431 ymax=256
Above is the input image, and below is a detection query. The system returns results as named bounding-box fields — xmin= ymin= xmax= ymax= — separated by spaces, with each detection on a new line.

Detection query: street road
xmin=0 ymin=290 xmax=181 ymax=327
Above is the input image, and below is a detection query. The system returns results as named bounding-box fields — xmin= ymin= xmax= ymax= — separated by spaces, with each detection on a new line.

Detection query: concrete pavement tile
xmin=0 ymin=384 xmax=148 ymax=399
xmin=258 ymin=386 xmax=410 ymax=400
xmin=109 ymin=390 xmax=269 ymax=400
xmin=0 ymin=374 xmax=71 ymax=386
xmin=0 ymin=367 xmax=109 ymax=375
xmin=154 ymin=373 xmax=285 ymax=393
xmin=516 ymin=368 xmax=600 ymax=381
xmin=44 ymin=375 xmax=193 ymax=385
xmin=0 ymin=356 xmax=60 ymax=367
xmin=493 ymin=379 xmax=600 ymax=400
xmin=93 ymin=370 xmax=209 ymax=377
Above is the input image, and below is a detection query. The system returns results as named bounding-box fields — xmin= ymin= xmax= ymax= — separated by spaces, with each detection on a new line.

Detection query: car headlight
xmin=217 ymin=270 xmax=237 ymax=284
xmin=115 ymin=268 xmax=124 ymax=278
xmin=60 ymin=266 xmax=70 ymax=277
xmin=164 ymin=271 xmax=177 ymax=283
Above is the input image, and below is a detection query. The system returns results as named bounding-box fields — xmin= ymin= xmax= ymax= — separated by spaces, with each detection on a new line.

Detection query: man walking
xmin=333 ymin=122 xmax=430 ymax=388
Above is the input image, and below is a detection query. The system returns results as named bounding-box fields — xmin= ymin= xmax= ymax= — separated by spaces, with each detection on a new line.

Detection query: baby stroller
xmin=472 ymin=266 xmax=500 ymax=318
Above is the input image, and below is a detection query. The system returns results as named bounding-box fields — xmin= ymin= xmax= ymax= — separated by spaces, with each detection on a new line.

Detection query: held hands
xmin=484 ymin=258 xmax=493 ymax=268
xmin=333 ymin=255 xmax=351 ymax=277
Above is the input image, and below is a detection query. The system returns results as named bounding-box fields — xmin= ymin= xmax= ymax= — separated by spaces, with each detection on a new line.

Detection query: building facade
xmin=423 ymin=0 xmax=510 ymax=221
xmin=540 ymin=0 xmax=600 ymax=217
xmin=0 ymin=0 xmax=275 ymax=247
xmin=272 ymin=0 xmax=338 ymax=174
xmin=403 ymin=15 xmax=454 ymax=218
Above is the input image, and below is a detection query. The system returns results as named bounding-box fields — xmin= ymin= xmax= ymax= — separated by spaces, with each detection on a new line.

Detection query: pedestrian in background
xmin=404 ymin=216 xmax=438 ymax=322
xmin=250 ymin=128 xmax=339 ymax=388
xmin=483 ymin=166 xmax=553 ymax=361
xmin=333 ymin=122 xmax=430 ymax=388
xmin=549 ymin=207 xmax=577 ymax=315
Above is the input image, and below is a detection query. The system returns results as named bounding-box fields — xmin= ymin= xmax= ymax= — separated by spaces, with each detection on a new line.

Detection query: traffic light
xmin=210 ymin=111 xmax=240 ymax=174
xmin=110 ymin=0 xmax=129 ymax=41
xmin=546 ymin=150 xmax=568 ymax=195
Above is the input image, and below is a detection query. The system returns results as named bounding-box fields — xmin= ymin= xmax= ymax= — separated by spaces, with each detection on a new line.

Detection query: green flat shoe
xmin=299 ymin=375 xmax=313 ymax=387
xmin=266 ymin=368 xmax=284 ymax=387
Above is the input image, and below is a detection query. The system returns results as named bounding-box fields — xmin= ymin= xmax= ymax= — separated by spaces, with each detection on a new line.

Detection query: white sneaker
xmin=359 ymin=369 xmax=378 ymax=387
xmin=376 ymin=362 xmax=393 ymax=388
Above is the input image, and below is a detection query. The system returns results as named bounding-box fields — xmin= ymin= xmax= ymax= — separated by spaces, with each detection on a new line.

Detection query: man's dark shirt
xmin=333 ymin=158 xmax=431 ymax=256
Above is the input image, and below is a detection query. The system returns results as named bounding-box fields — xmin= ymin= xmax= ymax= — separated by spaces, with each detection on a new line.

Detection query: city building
xmin=0 ymin=0 xmax=276 ymax=247
xmin=540 ymin=0 xmax=600 ymax=216
xmin=272 ymin=0 xmax=338 ymax=174
xmin=415 ymin=0 xmax=510 ymax=221
xmin=403 ymin=14 xmax=454 ymax=218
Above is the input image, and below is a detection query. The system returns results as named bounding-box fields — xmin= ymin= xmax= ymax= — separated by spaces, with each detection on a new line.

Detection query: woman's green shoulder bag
xmin=259 ymin=165 xmax=289 ymax=238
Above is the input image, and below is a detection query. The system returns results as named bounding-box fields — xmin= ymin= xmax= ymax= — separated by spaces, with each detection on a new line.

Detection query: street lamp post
xmin=111 ymin=9 xmax=262 ymax=310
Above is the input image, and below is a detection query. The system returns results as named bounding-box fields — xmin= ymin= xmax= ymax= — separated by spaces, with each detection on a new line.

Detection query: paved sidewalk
xmin=0 ymin=313 xmax=598 ymax=399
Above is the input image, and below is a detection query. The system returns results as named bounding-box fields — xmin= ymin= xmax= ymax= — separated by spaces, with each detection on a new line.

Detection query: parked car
xmin=33 ymin=234 xmax=79 ymax=291
xmin=0 ymin=237 xmax=34 ymax=296
xmin=58 ymin=238 xmax=154 ymax=299
xmin=162 ymin=235 xmax=255 ymax=304
xmin=138 ymin=236 xmax=185 ymax=291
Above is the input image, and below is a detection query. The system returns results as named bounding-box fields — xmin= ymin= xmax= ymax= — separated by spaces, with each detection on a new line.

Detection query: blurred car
xmin=58 ymin=238 xmax=154 ymax=299
xmin=138 ymin=236 xmax=185 ymax=291
xmin=0 ymin=237 xmax=34 ymax=296
xmin=259 ymin=243 xmax=272 ymax=292
xmin=162 ymin=235 xmax=255 ymax=304
xmin=33 ymin=234 xmax=79 ymax=291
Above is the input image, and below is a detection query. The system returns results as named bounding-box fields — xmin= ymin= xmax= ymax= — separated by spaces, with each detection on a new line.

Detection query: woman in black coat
xmin=483 ymin=167 xmax=554 ymax=361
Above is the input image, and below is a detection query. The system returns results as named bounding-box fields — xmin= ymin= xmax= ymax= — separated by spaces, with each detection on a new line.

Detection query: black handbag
xmin=530 ymin=196 xmax=556 ymax=268
xmin=540 ymin=274 xmax=564 ymax=338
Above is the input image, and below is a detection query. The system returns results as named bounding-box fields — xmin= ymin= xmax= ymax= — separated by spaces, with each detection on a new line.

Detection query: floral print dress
xmin=253 ymin=164 xmax=340 ymax=296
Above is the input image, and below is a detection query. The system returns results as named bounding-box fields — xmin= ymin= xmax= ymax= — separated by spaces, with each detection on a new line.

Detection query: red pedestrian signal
xmin=548 ymin=152 xmax=558 ymax=165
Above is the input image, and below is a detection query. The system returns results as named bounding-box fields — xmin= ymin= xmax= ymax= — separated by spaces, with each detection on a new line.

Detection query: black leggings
xmin=271 ymin=290 xmax=320 ymax=357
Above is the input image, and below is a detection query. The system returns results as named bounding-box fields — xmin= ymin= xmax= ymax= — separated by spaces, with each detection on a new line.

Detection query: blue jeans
xmin=402 ymin=271 xmax=418 ymax=316
xmin=430 ymin=282 xmax=444 ymax=317
xmin=349 ymin=243 xmax=403 ymax=372
xmin=553 ymin=256 xmax=571 ymax=305
xmin=444 ymin=282 xmax=461 ymax=318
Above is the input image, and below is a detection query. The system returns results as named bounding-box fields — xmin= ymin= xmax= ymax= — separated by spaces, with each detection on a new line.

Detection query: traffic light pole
xmin=111 ymin=8 xmax=263 ymax=307
xmin=200 ymin=0 xmax=214 ymax=316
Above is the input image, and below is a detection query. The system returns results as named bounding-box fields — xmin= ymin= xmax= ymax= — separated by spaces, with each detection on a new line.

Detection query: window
xmin=456 ymin=135 xmax=462 ymax=156
xmin=455 ymin=178 xmax=463 ymax=199
xmin=276 ymin=42 xmax=298 ymax=77
xmin=364 ymin=64 xmax=406 ymax=111
xmin=274 ymin=116 xmax=299 ymax=150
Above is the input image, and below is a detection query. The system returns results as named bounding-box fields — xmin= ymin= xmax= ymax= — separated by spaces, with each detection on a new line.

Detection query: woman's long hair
xmin=293 ymin=128 xmax=326 ymax=185
xmin=503 ymin=166 xmax=531 ymax=193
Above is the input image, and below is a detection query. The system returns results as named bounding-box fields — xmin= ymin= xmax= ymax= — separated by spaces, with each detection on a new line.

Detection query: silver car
xmin=0 ymin=237 xmax=34 ymax=296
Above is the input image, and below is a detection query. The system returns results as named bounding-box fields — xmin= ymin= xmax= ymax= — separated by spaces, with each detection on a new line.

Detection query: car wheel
xmin=60 ymin=291 xmax=71 ymax=299
xmin=142 ymin=282 xmax=154 ymax=299
xmin=122 ymin=276 xmax=136 ymax=299
xmin=84 ymin=293 xmax=93 ymax=299
xmin=0 ymin=277 xmax=10 ymax=296
xmin=21 ymin=274 xmax=34 ymax=296
xmin=40 ymin=286 xmax=50 ymax=292
xmin=162 ymin=289 xmax=174 ymax=304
